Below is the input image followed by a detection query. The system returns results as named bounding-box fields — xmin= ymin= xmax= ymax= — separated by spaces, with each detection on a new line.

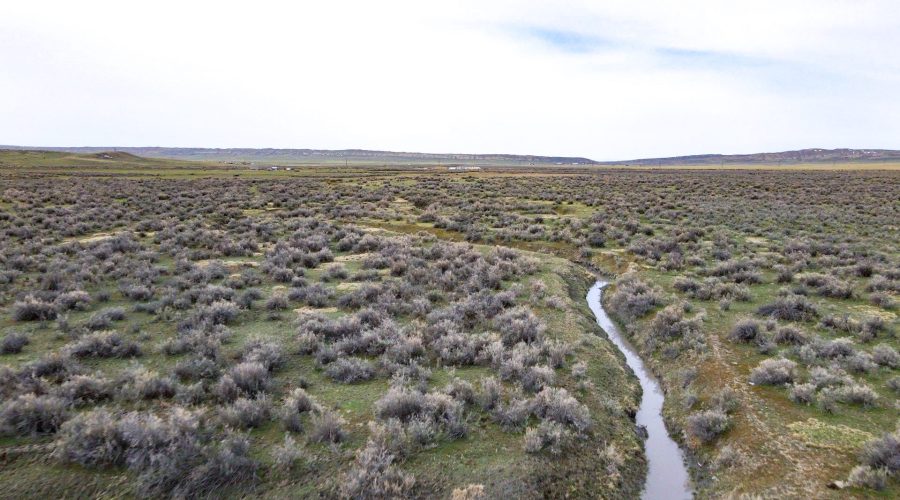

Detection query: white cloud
xmin=1 ymin=0 xmax=898 ymax=159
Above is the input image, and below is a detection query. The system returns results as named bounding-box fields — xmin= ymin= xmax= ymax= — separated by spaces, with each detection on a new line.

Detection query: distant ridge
xmin=0 ymin=146 xmax=596 ymax=166
xmin=600 ymin=148 xmax=900 ymax=166
xmin=1 ymin=146 xmax=898 ymax=166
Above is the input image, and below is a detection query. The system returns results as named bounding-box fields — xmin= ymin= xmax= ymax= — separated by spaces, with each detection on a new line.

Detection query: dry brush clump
xmin=54 ymin=407 xmax=259 ymax=497
xmin=842 ymin=428 xmax=899 ymax=491
xmin=1 ymin=331 xmax=29 ymax=354
xmin=607 ymin=273 xmax=666 ymax=319
xmin=1 ymin=393 xmax=70 ymax=436
xmin=12 ymin=295 xmax=58 ymax=321
xmin=340 ymin=428 xmax=416 ymax=499
xmin=685 ymin=409 xmax=730 ymax=444
xmin=749 ymin=358 xmax=798 ymax=386
xmin=66 ymin=331 xmax=142 ymax=358
xmin=646 ymin=303 xmax=706 ymax=355
xmin=756 ymin=294 xmax=819 ymax=322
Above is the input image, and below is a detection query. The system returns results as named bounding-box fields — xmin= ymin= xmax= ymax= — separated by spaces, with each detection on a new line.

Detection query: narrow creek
xmin=587 ymin=280 xmax=693 ymax=500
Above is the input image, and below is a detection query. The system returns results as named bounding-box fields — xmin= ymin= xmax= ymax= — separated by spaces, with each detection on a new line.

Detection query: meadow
xmin=0 ymin=155 xmax=897 ymax=498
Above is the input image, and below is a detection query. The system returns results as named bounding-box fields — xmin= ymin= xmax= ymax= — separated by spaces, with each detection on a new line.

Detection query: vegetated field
xmin=0 ymin=157 xmax=897 ymax=498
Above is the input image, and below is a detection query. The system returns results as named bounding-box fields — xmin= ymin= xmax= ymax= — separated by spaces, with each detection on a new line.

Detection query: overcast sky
xmin=1 ymin=1 xmax=898 ymax=160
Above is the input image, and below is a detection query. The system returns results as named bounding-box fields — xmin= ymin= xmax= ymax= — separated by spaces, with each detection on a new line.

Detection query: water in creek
xmin=587 ymin=280 xmax=692 ymax=500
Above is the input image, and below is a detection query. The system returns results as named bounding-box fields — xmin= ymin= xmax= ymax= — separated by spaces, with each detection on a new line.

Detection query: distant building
xmin=448 ymin=166 xmax=481 ymax=172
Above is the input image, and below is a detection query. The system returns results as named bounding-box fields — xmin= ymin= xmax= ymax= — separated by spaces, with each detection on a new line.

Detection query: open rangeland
xmin=0 ymin=155 xmax=897 ymax=498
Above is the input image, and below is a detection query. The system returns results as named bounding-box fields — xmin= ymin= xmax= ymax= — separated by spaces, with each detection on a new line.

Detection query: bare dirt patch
xmin=335 ymin=252 xmax=371 ymax=262
xmin=294 ymin=306 xmax=338 ymax=315
xmin=77 ymin=232 xmax=118 ymax=243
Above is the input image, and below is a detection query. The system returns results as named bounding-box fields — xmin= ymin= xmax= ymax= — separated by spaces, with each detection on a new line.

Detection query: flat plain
xmin=0 ymin=151 xmax=897 ymax=498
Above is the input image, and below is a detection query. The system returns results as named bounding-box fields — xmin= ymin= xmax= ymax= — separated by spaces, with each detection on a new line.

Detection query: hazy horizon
xmin=4 ymin=143 xmax=900 ymax=164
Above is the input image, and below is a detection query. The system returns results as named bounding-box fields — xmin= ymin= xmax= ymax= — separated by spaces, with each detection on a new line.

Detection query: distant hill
xmin=0 ymin=146 xmax=597 ymax=166
xmin=601 ymin=148 xmax=900 ymax=166
xmin=0 ymin=149 xmax=206 ymax=169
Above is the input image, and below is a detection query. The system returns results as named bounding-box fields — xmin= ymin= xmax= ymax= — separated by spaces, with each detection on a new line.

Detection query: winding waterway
xmin=587 ymin=280 xmax=693 ymax=500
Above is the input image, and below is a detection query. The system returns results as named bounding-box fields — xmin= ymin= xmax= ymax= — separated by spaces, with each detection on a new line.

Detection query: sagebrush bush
xmin=289 ymin=283 xmax=334 ymax=307
xmin=478 ymin=376 xmax=502 ymax=411
xmin=859 ymin=429 xmax=899 ymax=473
xmin=1 ymin=394 xmax=70 ymax=436
xmin=21 ymin=352 xmax=82 ymax=382
xmin=173 ymin=434 xmax=258 ymax=497
xmin=309 ymin=409 xmax=348 ymax=444
xmin=869 ymin=292 xmax=895 ymax=310
xmin=845 ymin=465 xmax=888 ymax=490
xmin=322 ymin=264 xmax=349 ymax=282
xmin=442 ymin=378 xmax=476 ymax=405
xmin=121 ymin=284 xmax=154 ymax=301
xmin=523 ymin=420 xmax=573 ymax=455
xmin=521 ymin=365 xmax=555 ymax=393
xmin=340 ymin=436 xmax=415 ymax=499
xmin=845 ymin=352 xmax=877 ymax=374
xmin=375 ymin=386 xmax=468 ymax=439
xmin=788 ymin=383 xmax=817 ymax=405
xmin=433 ymin=332 xmax=479 ymax=365
xmin=111 ymin=408 xmax=256 ymax=497
xmin=491 ymin=397 xmax=532 ymax=431
xmin=872 ymin=344 xmax=900 ymax=368
xmin=264 ymin=292 xmax=289 ymax=311
xmin=13 ymin=295 xmax=58 ymax=321
xmin=531 ymin=387 xmax=592 ymax=433
xmin=55 ymin=374 xmax=113 ymax=406
xmin=54 ymin=290 xmax=91 ymax=311
xmin=281 ymin=387 xmax=318 ymax=432
xmin=815 ymin=337 xmax=857 ymax=360
xmin=796 ymin=273 xmax=854 ymax=299
xmin=54 ymin=408 xmax=125 ymax=466
xmin=834 ymin=383 xmax=879 ymax=407
xmin=710 ymin=387 xmax=740 ymax=414
xmin=1 ymin=331 xmax=29 ymax=354
xmin=227 ymin=361 xmax=270 ymax=395
xmin=325 ymin=357 xmax=376 ymax=383
xmin=772 ymin=325 xmax=808 ymax=346
xmin=749 ymin=358 xmax=797 ymax=386
xmin=198 ymin=300 xmax=240 ymax=325
xmin=808 ymin=366 xmax=852 ymax=389
xmin=272 ymin=434 xmax=306 ymax=469
xmin=219 ymin=395 xmax=271 ymax=429
xmin=85 ymin=307 xmax=127 ymax=330
xmin=686 ymin=409 xmax=730 ymax=443
xmin=241 ymin=338 xmax=285 ymax=371
xmin=494 ymin=306 xmax=545 ymax=346
xmin=117 ymin=366 xmax=176 ymax=401
xmin=375 ymin=386 xmax=428 ymax=422
xmin=648 ymin=304 xmax=703 ymax=352
xmin=174 ymin=356 xmax=221 ymax=381
xmin=756 ymin=294 xmax=818 ymax=322
xmin=176 ymin=382 xmax=207 ymax=405
xmin=608 ymin=273 xmax=666 ymax=319
xmin=713 ymin=445 xmax=743 ymax=470
xmin=888 ymin=376 xmax=900 ymax=393
xmin=67 ymin=331 xmax=142 ymax=358
xmin=729 ymin=318 xmax=761 ymax=343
